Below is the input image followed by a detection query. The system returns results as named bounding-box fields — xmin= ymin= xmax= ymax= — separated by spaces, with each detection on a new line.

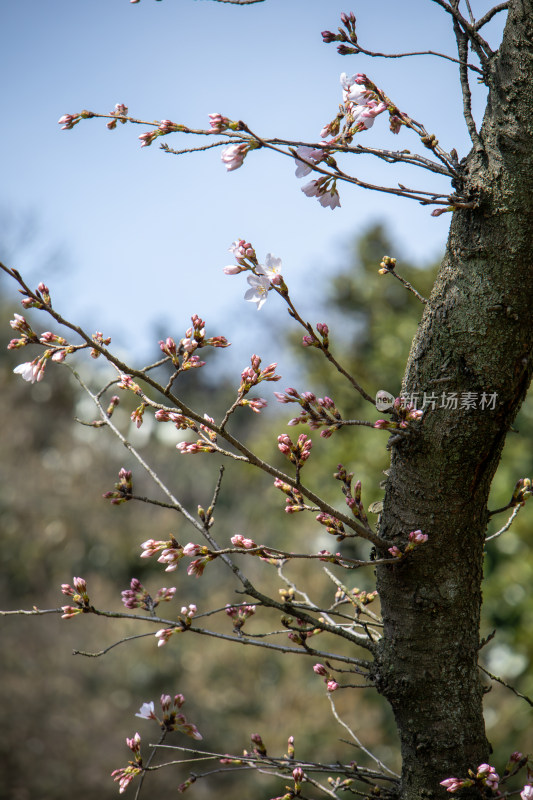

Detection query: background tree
xmin=1 ymin=3 xmax=533 ymax=800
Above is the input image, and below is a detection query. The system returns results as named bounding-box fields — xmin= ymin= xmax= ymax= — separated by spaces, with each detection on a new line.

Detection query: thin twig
xmin=73 ymin=632 xmax=155 ymax=657
xmin=134 ymin=731 xmax=167 ymax=800
xmin=327 ymin=694 xmax=399 ymax=778
xmin=479 ymin=665 xmax=533 ymax=707
xmin=485 ymin=505 xmax=521 ymax=541
xmin=474 ymin=2 xmax=509 ymax=30
xmin=452 ymin=14 xmax=483 ymax=148
xmin=380 ymin=265 xmax=428 ymax=304
xmin=430 ymin=0 xmax=493 ymax=61
xmin=344 ymin=43 xmax=483 ymax=75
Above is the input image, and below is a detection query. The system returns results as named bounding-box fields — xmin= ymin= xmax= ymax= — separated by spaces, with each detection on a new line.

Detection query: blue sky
xmin=1 ymin=0 xmax=505 ymax=368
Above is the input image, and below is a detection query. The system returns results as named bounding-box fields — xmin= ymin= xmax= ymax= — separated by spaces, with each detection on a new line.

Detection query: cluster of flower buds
xmin=277 ymin=433 xmax=313 ymax=468
xmin=388 ymin=529 xmax=428 ymax=559
xmin=111 ymin=744 xmax=142 ymax=796
xmin=105 ymin=103 xmax=129 ymax=130
xmin=7 ymin=314 xmax=39 ymax=350
xmin=117 ymin=373 xmax=142 ymax=395
xmin=321 ymin=11 xmax=358 ymax=52
xmin=159 ymin=315 xmax=229 ymax=370
xmin=10 ymin=318 xmax=75 ymax=382
xmin=334 ymin=585 xmax=378 ymax=607
xmin=134 ymin=694 xmax=202 ymax=738
xmin=313 ymin=663 xmax=339 ymax=692
xmin=140 ymin=536 xmax=217 ymax=576
xmin=231 ymin=534 xmax=257 ymax=550
xmin=441 ymin=763 xmax=500 ymax=794
xmin=154 ymin=409 xmax=197 ymax=432
xmin=121 ymin=578 xmax=176 ymax=611
xmin=141 ymin=536 xmax=184 ymax=571
xmin=103 ymin=467 xmax=133 ymax=505
xmin=137 ymin=117 xmax=186 ymax=147
xmin=511 ymin=477 xmax=532 ymax=507
xmin=225 ymin=239 xmax=257 ymax=267
xmin=239 ymin=354 xmax=281 ymax=391
xmin=58 ymin=109 xmax=95 ymax=130
xmin=90 ymin=330 xmax=112 ymax=358
xmin=274 ymin=478 xmax=306 ymax=513
xmin=318 ymin=549 xmax=348 ymax=566
xmin=374 ymin=397 xmax=423 ymax=431
xmin=19 ymin=281 xmax=51 ymax=309
xmin=60 ymin=576 xmax=91 ymax=619
xmin=155 ymin=605 xmax=197 ymax=647
xmin=334 ymin=464 xmax=369 ymax=525
xmin=282 ymin=614 xmax=320 ymax=646
xmin=316 ymin=512 xmax=346 ymax=542
xmin=225 ymin=603 xmax=256 ymax=631
xmin=208 ymin=113 xmax=231 ymax=133
xmin=302 ymin=322 xmax=329 ymax=349
xmin=378 ymin=255 xmax=397 ymax=275
xmin=275 ymin=387 xmax=342 ymax=438
xmin=441 ymin=755 xmax=533 ymax=800
xmin=177 ymin=413 xmax=218 ymax=455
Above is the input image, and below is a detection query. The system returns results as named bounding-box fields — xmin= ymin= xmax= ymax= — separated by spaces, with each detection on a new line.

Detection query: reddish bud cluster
xmin=121 ymin=577 xmax=176 ymax=611
xmin=334 ymin=464 xmax=369 ymax=525
xmin=60 ymin=576 xmax=91 ymax=618
xmin=274 ymin=478 xmax=306 ymax=513
xmin=103 ymin=467 xmax=133 ymax=505
xmin=275 ymin=387 xmax=342 ymax=437
xmin=225 ymin=603 xmax=256 ymax=630
xmin=374 ymin=397 xmax=423 ymax=431
xmin=159 ymin=316 xmax=229 ymax=372
xmin=278 ymin=432 xmax=312 ymax=468
xmin=316 ymin=512 xmax=346 ymax=541
xmin=313 ymin=663 xmax=339 ymax=692
xmin=106 ymin=103 xmax=129 ymax=130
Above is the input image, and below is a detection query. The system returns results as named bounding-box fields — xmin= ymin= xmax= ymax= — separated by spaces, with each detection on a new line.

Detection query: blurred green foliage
xmin=0 ymin=224 xmax=531 ymax=800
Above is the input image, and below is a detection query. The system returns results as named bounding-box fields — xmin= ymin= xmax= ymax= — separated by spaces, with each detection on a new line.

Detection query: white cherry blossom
xmin=244 ymin=274 xmax=271 ymax=310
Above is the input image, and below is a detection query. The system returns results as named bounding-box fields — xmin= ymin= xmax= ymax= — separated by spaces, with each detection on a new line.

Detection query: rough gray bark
xmin=375 ymin=3 xmax=533 ymax=798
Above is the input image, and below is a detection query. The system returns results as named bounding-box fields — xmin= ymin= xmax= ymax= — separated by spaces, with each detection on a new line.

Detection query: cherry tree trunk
xmin=375 ymin=3 xmax=533 ymax=798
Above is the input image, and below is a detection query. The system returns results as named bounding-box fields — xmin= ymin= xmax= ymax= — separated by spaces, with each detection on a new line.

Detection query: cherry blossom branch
xmin=239 ymin=122 xmax=463 ymax=208
xmin=1 ymin=263 xmax=390 ymax=548
xmin=57 ymin=110 xmax=468 ymax=210
xmin=87 ymin=606 xmax=373 ymax=666
xmin=153 ymin=742 xmax=400 ymax=797
xmin=269 ymin=283 xmax=375 ymax=405
xmin=69 ymin=366 xmax=207 ymax=534
xmin=321 ymin=13 xmax=483 ymax=76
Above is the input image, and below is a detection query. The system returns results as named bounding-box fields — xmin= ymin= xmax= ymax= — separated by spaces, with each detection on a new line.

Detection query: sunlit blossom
xmin=244 ymin=274 xmax=271 ymax=309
